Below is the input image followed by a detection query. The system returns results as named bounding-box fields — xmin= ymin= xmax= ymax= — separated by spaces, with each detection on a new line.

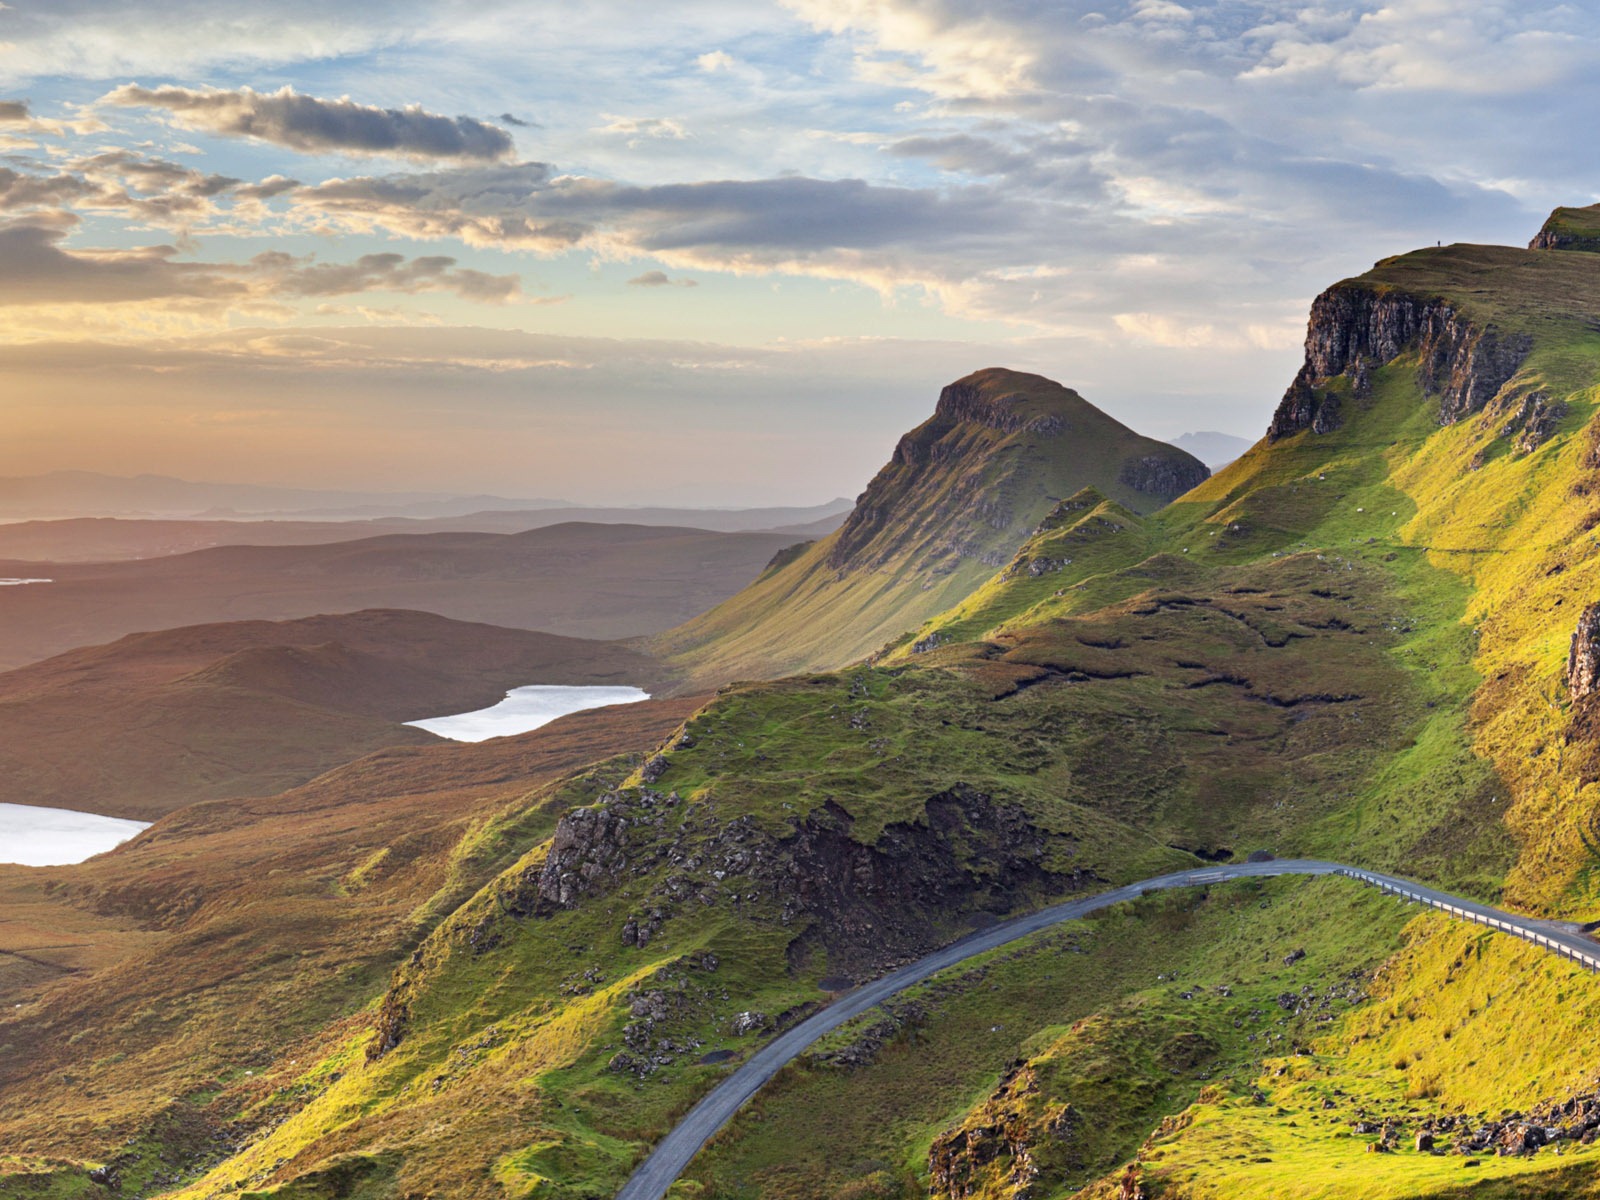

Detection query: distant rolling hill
xmin=0 ymin=499 xmax=854 ymax=563
xmin=0 ymin=687 xmax=704 ymax=1076
xmin=0 ymin=469 xmax=566 ymax=521
xmin=0 ymin=522 xmax=802 ymax=670
xmin=652 ymin=367 xmax=1210 ymax=688
xmin=1173 ymin=429 xmax=1253 ymax=469
xmin=0 ymin=608 xmax=668 ymax=821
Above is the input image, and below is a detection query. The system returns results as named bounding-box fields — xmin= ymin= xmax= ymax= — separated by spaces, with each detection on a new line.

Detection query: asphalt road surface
xmin=614 ymin=858 xmax=1600 ymax=1200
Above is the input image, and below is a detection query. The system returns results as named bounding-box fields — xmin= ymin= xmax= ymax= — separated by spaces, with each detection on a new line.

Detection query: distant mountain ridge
xmin=0 ymin=522 xmax=801 ymax=671
xmin=0 ymin=499 xmax=854 ymax=563
xmin=1173 ymin=430 xmax=1252 ymax=469
xmin=0 ymin=469 xmax=567 ymax=521
xmin=652 ymin=367 xmax=1209 ymax=687
xmin=0 ymin=470 xmax=855 ymax=525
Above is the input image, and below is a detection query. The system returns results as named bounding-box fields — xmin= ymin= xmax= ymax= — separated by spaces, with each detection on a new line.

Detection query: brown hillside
xmin=0 ymin=502 xmax=852 ymax=563
xmin=0 ymin=608 xmax=666 ymax=820
xmin=0 ymin=521 xmax=802 ymax=670
xmin=0 ymin=692 xmax=705 ymax=1153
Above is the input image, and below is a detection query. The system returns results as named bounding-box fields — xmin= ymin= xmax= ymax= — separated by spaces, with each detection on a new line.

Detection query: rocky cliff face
xmin=527 ymin=782 xmax=1083 ymax=978
xmin=828 ymin=370 xmax=1206 ymax=571
xmin=826 ymin=377 xmax=1060 ymax=571
xmin=1530 ymin=205 xmax=1600 ymax=253
xmin=924 ymin=378 xmax=1071 ymax=438
xmin=1568 ymin=603 xmax=1600 ymax=701
xmin=1268 ymin=284 xmax=1530 ymax=440
xmin=1117 ymin=453 xmax=1210 ymax=498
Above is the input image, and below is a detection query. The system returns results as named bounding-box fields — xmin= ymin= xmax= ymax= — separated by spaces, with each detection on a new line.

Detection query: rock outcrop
xmin=927 ymin=377 xmax=1071 ymax=438
xmin=1267 ymin=365 xmax=1344 ymax=439
xmin=522 ymin=782 xmax=1082 ymax=978
xmin=1568 ymin=602 xmax=1600 ymax=701
xmin=1530 ymin=205 xmax=1600 ymax=253
xmin=1268 ymin=284 xmax=1530 ymax=440
xmin=1117 ymin=453 xmax=1210 ymax=498
xmin=777 ymin=788 xmax=1076 ymax=976
xmin=928 ymin=1060 xmax=1057 ymax=1199
xmin=1494 ymin=390 xmax=1566 ymax=455
xmin=825 ymin=368 xmax=1208 ymax=572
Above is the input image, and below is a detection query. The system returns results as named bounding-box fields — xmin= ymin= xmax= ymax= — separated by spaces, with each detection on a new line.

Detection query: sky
xmin=1 ymin=1 xmax=1596 ymax=505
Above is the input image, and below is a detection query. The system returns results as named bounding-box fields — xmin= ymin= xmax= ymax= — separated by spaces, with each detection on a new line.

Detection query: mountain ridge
xmin=0 ymin=521 xmax=799 ymax=670
xmin=652 ymin=367 xmax=1208 ymax=688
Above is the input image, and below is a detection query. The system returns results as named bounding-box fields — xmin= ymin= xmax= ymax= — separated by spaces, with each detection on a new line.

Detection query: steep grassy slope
xmin=0 ymin=695 xmax=704 ymax=1197
xmin=0 ymin=523 xmax=799 ymax=671
xmin=651 ymin=368 xmax=1208 ymax=689
xmin=0 ymin=609 xmax=666 ymax=820
xmin=14 ymin=221 xmax=1600 ymax=1200
xmin=61 ymin=450 xmax=1465 ymax=1197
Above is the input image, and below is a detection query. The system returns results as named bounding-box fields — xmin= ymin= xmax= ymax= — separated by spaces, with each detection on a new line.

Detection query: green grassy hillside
xmin=13 ymin=219 xmax=1600 ymax=1200
xmin=1530 ymin=203 xmax=1600 ymax=252
xmin=650 ymin=368 xmax=1209 ymax=690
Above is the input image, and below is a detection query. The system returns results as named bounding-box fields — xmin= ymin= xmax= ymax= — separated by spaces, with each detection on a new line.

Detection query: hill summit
xmin=653 ymin=367 xmax=1207 ymax=686
xmin=1529 ymin=202 xmax=1600 ymax=253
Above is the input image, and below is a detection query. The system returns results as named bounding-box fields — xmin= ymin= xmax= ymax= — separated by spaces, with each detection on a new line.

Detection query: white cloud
xmin=597 ymin=114 xmax=690 ymax=146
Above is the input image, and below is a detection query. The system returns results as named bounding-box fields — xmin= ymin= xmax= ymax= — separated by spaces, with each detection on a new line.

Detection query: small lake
xmin=405 ymin=685 xmax=650 ymax=742
xmin=0 ymin=803 xmax=151 ymax=867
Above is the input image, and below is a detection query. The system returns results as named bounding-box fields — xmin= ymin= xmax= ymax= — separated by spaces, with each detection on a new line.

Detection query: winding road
xmin=615 ymin=858 xmax=1600 ymax=1200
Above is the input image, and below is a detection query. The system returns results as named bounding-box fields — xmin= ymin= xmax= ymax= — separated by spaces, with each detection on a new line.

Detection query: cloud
xmin=0 ymin=96 xmax=107 ymax=138
xmin=0 ymin=3 xmax=424 ymax=83
xmin=1113 ymin=311 xmax=1302 ymax=352
xmin=0 ymin=214 xmax=521 ymax=309
xmin=290 ymin=162 xmax=589 ymax=251
xmin=697 ymin=50 xmax=736 ymax=71
xmin=234 ymin=175 xmax=302 ymax=201
xmin=287 ymin=162 xmax=1061 ymax=310
xmin=0 ymin=150 xmax=244 ymax=226
xmin=101 ymin=83 xmax=515 ymax=161
xmin=597 ymin=114 xmax=689 ymax=145
xmin=261 ymin=250 xmax=522 ymax=303
xmin=628 ymin=270 xmax=697 ymax=288
xmin=498 ymin=112 xmax=535 ymax=128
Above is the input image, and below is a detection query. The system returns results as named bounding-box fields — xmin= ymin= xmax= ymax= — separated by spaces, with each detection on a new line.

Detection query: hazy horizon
xmin=4 ymin=2 xmax=1595 ymax=504
xmin=0 ymin=466 xmax=862 ymax=514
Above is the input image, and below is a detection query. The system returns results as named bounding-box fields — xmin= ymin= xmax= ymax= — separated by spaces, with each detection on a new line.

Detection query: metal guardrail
xmin=1332 ymin=866 xmax=1600 ymax=973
